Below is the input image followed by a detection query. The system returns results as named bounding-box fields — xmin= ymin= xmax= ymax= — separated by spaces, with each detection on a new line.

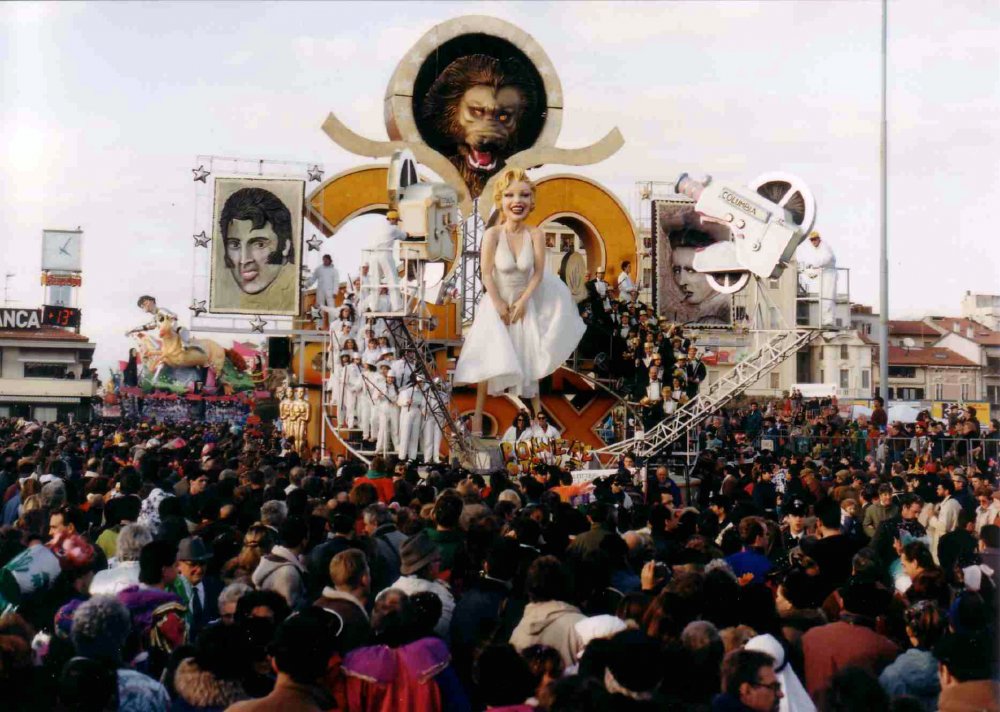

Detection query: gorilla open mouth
xmin=466 ymin=147 xmax=497 ymax=172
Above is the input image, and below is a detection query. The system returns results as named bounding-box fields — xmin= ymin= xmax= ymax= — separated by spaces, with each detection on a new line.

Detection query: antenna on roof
xmin=3 ymin=272 xmax=14 ymax=306
xmin=902 ymin=337 xmax=915 ymax=353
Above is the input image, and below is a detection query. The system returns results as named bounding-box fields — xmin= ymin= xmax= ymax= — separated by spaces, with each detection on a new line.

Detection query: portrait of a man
xmin=210 ymin=177 xmax=303 ymax=315
xmin=654 ymin=200 xmax=732 ymax=325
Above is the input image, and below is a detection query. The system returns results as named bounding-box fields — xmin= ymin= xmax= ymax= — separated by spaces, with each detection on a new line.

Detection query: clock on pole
xmin=41 ymin=229 xmax=83 ymax=273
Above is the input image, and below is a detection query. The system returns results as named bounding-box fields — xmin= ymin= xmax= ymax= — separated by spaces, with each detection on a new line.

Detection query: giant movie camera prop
xmin=388 ymin=149 xmax=459 ymax=264
xmin=674 ymin=172 xmax=816 ymax=294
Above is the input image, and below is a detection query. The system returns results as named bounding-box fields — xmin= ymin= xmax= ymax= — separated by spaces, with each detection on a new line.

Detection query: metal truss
xmin=383 ymin=317 xmax=478 ymax=466
xmin=460 ymin=199 xmax=485 ymax=324
xmin=596 ymin=326 xmax=822 ymax=460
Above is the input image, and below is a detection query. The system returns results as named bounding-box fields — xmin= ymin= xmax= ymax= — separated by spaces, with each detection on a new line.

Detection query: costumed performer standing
xmin=454 ymin=167 xmax=586 ymax=435
xmin=796 ymin=231 xmax=837 ymax=327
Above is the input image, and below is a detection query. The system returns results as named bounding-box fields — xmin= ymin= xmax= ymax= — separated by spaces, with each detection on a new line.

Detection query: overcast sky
xmin=2 ymin=0 xmax=998 ymax=375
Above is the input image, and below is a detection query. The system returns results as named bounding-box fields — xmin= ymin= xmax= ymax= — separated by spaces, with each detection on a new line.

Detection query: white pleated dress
xmin=454 ymin=227 xmax=586 ymax=398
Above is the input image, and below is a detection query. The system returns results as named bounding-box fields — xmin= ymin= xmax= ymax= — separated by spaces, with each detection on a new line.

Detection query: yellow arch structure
xmin=303 ymin=164 xmax=459 ymax=343
xmin=525 ymin=174 xmax=638 ymax=284
xmin=305 ymin=164 xmax=389 ymax=235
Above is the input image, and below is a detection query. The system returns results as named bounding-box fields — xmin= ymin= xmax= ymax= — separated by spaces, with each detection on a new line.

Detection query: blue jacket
xmin=878 ymin=648 xmax=940 ymax=711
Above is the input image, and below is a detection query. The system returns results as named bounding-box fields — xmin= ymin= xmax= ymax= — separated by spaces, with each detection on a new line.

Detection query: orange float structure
xmin=294 ymin=17 xmax=640 ymax=460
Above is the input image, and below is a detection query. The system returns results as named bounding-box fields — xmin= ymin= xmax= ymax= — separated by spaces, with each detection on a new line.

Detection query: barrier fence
xmin=737 ymin=432 xmax=998 ymax=472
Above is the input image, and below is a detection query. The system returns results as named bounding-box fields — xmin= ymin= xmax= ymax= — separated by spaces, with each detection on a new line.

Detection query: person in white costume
xmin=328 ymin=353 xmax=351 ymax=409
xmin=365 ymin=211 xmax=405 ymax=312
xmin=453 ymin=167 xmax=586 ymax=434
xmin=616 ymin=259 xmax=637 ymax=302
xmin=796 ymin=231 xmax=837 ymax=326
xmin=421 ymin=380 xmax=446 ymax=464
xmin=531 ymin=412 xmax=560 ymax=442
xmin=374 ymin=364 xmax=400 ymax=456
xmin=501 ymin=412 xmax=536 ymax=444
xmin=357 ymin=360 xmax=377 ymax=443
xmin=304 ymin=254 xmax=340 ymax=325
xmin=336 ymin=354 xmax=363 ymax=430
xmin=396 ymin=375 xmax=424 ymax=461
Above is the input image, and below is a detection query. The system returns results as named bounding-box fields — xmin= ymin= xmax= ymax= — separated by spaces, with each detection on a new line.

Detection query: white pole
xmin=879 ymin=0 xmax=890 ymax=403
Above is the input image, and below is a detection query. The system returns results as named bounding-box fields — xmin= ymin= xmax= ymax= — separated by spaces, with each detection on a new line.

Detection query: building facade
xmin=873 ymin=345 xmax=981 ymax=404
xmin=0 ymin=323 xmax=97 ymax=422
xmin=962 ymin=291 xmax=1000 ymax=332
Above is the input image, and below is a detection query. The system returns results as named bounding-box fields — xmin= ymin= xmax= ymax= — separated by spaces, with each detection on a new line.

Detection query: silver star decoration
xmin=305 ymin=234 xmax=323 ymax=252
xmin=191 ymin=165 xmax=210 ymax=182
xmin=307 ymin=164 xmax=324 ymax=182
xmin=189 ymin=299 xmax=207 ymax=317
xmin=193 ymin=231 xmax=211 ymax=248
xmin=308 ymin=305 xmax=322 ymax=321
xmin=249 ymin=315 xmax=267 ymax=333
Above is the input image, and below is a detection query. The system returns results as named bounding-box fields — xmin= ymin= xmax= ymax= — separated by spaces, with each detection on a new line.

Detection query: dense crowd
xmin=0 ymin=398 xmax=998 ymax=711
xmin=577 ymin=264 xmax=709 ymax=432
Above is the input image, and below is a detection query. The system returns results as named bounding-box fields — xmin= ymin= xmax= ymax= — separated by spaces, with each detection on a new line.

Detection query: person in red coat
xmin=802 ymin=580 xmax=899 ymax=707
xmin=359 ymin=455 xmax=395 ymax=503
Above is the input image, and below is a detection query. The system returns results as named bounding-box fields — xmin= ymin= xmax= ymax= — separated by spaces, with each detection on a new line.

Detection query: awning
xmin=0 ymin=395 xmax=84 ymax=404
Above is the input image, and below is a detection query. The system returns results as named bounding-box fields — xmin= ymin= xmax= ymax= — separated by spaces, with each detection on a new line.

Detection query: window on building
xmin=961 ymin=382 xmax=970 ymax=400
xmin=888 ymin=388 xmax=895 ymax=399
xmin=897 ymin=388 xmax=924 ymax=400
xmin=643 ymin=237 xmax=653 ymax=250
xmin=839 ymin=369 xmax=849 ymax=390
xmin=934 ymin=383 xmax=944 ymax=400
xmin=888 ymin=366 xmax=917 ymax=379
xmin=986 ymin=356 xmax=1000 ymax=374
xmin=642 ymin=269 xmax=652 ymax=288
xmin=33 ymin=406 xmax=57 ymax=423
xmin=23 ymin=362 xmax=68 ymax=379
xmin=862 ymin=369 xmax=871 ymax=390
xmin=988 ymin=385 xmax=1000 ymax=405
xmin=820 ymin=369 xmax=825 ymax=382
xmin=0 ymin=407 xmax=9 ymax=418
xmin=769 ymin=372 xmax=780 ymax=390
xmin=544 ymin=232 xmax=557 ymax=249
xmin=559 ymin=235 xmax=574 ymax=253
xmin=840 ymin=345 xmax=849 ymax=360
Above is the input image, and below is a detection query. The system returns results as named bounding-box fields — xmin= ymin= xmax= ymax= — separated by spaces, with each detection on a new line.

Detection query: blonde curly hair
xmin=492 ymin=167 xmax=535 ymax=221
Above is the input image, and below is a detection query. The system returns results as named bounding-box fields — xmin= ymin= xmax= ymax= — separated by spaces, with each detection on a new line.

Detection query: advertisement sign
xmin=41 ymin=273 xmax=82 ymax=287
xmin=0 ymin=308 xmax=41 ymax=330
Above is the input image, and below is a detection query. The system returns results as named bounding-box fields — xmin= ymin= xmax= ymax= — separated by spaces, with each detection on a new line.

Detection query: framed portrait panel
xmin=209 ymin=177 xmax=304 ymax=316
xmin=652 ymin=199 xmax=733 ymax=327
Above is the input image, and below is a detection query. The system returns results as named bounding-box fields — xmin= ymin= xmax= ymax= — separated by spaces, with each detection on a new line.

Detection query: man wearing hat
xmin=374 ymin=364 xmax=400 ymax=456
xmin=421 ymin=379 xmax=447 ymax=464
xmin=385 ymin=531 xmax=454 ymax=638
xmin=684 ymin=345 xmax=707 ymax=399
xmin=169 ymin=536 xmax=222 ymax=641
xmin=396 ymin=373 xmax=424 ymax=461
xmin=364 ymin=211 xmax=406 ymax=311
xmin=796 ymin=231 xmax=837 ymax=326
xmin=780 ymin=498 xmax=810 ymax=552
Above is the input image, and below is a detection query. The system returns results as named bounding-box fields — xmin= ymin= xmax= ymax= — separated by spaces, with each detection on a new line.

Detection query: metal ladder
xmin=596 ymin=327 xmax=822 ymax=460
xmin=382 ymin=316 xmax=478 ymax=466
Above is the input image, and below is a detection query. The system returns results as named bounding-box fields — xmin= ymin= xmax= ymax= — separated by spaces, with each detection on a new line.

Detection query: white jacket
xmin=385 ymin=575 xmax=454 ymax=638
xmin=305 ymin=263 xmax=340 ymax=294
xmin=89 ymin=561 xmax=140 ymax=595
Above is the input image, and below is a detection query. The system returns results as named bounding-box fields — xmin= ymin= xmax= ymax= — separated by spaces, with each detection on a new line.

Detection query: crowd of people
xmin=577 ymin=262 xmax=709 ymax=432
xmin=0 ymin=400 xmax=996 ymax=712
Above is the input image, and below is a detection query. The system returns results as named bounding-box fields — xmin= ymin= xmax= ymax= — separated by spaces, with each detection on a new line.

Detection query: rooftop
xmin=926 ymin=316 xmax=1000 ymax=346
xmin=0 ymin=327 xmax=92 ymax=343
xmin=887 ymin=345 xmax=978 ymax=368
xmin=887 ymin=320 xmax=941 ymax=338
